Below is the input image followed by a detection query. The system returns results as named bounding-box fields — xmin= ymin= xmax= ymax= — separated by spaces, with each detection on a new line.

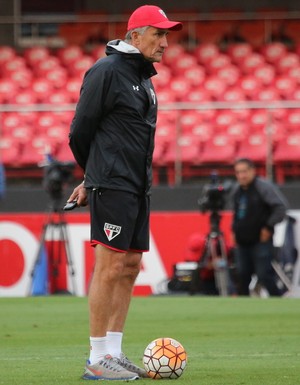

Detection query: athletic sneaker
xmin=118 ymin=352 xmax=148 ymax=378
xmin=82 ymin=354 xmax=139 ymax=381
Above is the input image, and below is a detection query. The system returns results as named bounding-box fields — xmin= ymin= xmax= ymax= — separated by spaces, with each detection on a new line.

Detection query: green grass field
xmin=0 ymin=296 xmax=299 ymax=385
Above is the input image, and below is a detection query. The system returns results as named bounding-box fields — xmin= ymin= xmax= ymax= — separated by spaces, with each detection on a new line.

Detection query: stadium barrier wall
xmin=0 ymin=210 xmax=299 ymax=297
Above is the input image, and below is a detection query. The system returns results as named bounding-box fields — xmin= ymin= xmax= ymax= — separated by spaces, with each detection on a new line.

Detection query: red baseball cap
xmin=127 ymin=5 xmax=183 ymax=31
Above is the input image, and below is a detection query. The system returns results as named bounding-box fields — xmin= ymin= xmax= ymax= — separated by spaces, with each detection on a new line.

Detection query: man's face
xmin=131 ymin=27 xmax=169 ymax=62
xmin=234 ymin=162 xmax=256 ymax=188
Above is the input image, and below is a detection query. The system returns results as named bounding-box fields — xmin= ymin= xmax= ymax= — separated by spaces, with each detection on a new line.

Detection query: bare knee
xmin=94 ymin=245 xmax=126 ymax=283
xmin=122 ymin=252 xmax=142 ymax=282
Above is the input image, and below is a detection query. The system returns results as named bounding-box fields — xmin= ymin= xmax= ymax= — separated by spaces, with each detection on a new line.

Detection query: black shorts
xmin=87 ymin=188 xmax=150 ymax=253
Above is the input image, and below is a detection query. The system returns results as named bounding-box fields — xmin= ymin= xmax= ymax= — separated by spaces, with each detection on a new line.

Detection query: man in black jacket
xmin=67 ymin=5 xmax=182 ymax=381
xmin=232 ymin=158 xmax=288 ymax=297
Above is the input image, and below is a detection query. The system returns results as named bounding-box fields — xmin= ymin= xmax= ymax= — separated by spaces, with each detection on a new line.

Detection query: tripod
xmin=190 ymin=211 xmax=229 ymax=296
xmin=28 ymin=198 xmax=77 ymax=296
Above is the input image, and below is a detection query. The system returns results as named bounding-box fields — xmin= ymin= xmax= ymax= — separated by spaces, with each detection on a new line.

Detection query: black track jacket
xmin=69 ymin=40 xmax=158 ymax=195
xmin=232 ymin=177 xmax=288 ymax=245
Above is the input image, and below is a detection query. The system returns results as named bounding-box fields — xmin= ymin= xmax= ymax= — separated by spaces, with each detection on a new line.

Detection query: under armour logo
xmin=104 ymin=223 xmax=122 ymax=241
xmin=133 ymin=85 xmax=140 ymax=91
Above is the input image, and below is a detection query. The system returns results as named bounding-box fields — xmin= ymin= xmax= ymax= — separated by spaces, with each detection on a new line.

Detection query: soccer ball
xmin=143 ymin=337 xmax=187 ymax=379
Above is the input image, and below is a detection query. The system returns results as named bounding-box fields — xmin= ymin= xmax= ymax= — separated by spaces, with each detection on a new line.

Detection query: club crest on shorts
xmin=104 ymin=223 xmax=122 ymax=241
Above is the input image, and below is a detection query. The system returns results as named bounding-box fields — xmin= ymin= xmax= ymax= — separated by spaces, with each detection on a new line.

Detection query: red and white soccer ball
xmin=143 ymin=337 xmax=187 ymax=379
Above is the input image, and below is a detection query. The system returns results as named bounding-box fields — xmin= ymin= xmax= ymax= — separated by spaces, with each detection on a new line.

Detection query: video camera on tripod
xmin=43 ymin=156 xmax=75 ymax=209
xmin=168 ymin=172 xmax=233 ymax=296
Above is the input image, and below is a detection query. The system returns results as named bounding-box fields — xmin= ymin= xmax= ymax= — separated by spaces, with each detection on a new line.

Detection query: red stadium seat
xmin=0 ymin=136 xmax=22 ymax=167
xmin=240 ymin=53 xmax=265 ymax=74
xmin=0 ymin=45 xmax=16 ymax=66
xmin=46 ymin=124 xmax=68 ymax=143
xmin=226 ymin=122 xmax=249 ymax=144
xmin=11 ymin=90 xmax=37 ymax=105
xmin=256 ymin=87 xmax=281 ymax=102
xmin=44 ymin=67 xmax=68 ymax=89
xmin=182 ymin=65 xmax=206 ymax=87
xmin=236 ymin=133 xmax=268 ymax=164
xmin=214 ymin=110 xmax=238 ymax=132
xmin=276 ymin=53 xmax=299 ymax=74
xmin=249 ymin=109 xmax=270 ymax=131
xmin=24 ymin=46 xmax=50 ymax=67
xmin=253 ymin=64 xmax=275 ymax=86
xmin=190 ymin=122 xmax=214 ymax=144
xmin=151 ymin=64 xmax=172 ymax=90
xmin=171 ymin=53 xmax=198 ymax=76
xmin=216 ymin=64 xmax=240 ymax=86
xmin=57 ymin=45 xmax=84 ymax=67
xmin=163 ymin=134 xmax=202 ymax=184
xmin=19 ymin=135 xmax=59 ymax=166
xmin=46 ymin=90 xmax=71 ymax=105
xmin=275 ymin=75 xmax=297 ymax=99
xmin=221 ymin=87 xmax=246 ymax=102
xmin=199 ymin=134 xmax=236 ymax=164
xmin=10 ymin=124 xmax=34 ymax=143
xmin=34 ymin=56 xmax=61 ymax=77
xmin=65 ymin=77 xmax=82 ymax=102
xmin=261 ymin=42 xmax=287 ymax=64
xmin=286 ymin=109 xmax=300 ymax=131
xmin=239 ymin=76 xmax=261 ymax=99
xmin=55 ymin=140 xmax=76 ymax=163
xmin=91 ymin=44 xmax=106 ymax=61
xmin=194 ymin=43 xmax=220 ymax=65
xmin=273 ymin=134 xmax=300 ymax=183
xmin=227 ymin=43 xmax=253 ymax=64
xmin=287 ymin=65 xmax=300 ymax=84
xmin=162 ymin=44 xmax=185 ymax=66
xmin=68 ymin=55 xmax=94 ymax=77
xmin=0 ymin=79 xmax=17 ymax=103
xmin=292 ymin=87 xmax=300 ymax=101
xmin=8 ymin=67 xmax=33 ymax=90
xmin=1 ymin=112 xmax=22 ymax=134
xmin=36 ymin=112 xmax=60 ymax=134
xmin=1 ymin=56 xmax=27 ymax=76
xmin=156 ymin=89 xmax=176 ymax=104
xmin=31 ymin=78 xmax=53 ymax=103
xmin=169 ymin=77 xmax=192 ymax=101
xmin=185 ymin=88 xmax=211 ymax=103
xmin=155 ymin=122 xmax=176 ymax=148
xmin=203 ymin=76 xmax=227 ymax=100
xmin=206 ymin=53 xmax=231 ymax=74
xmin=180 ymin=110 xmax=204 ymax=133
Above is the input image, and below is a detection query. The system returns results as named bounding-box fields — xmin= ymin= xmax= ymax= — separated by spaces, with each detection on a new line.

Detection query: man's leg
xmin=88 ymin=244 xmax=128 ymax=338
xmin=253 ymin=241 xmax=281 ymax=296
xmin=107 ymin=251 xmax=142 ymax=332
xmin=235 ymin=245 xmax=253 ymax=295
xmin=83 ymin=245 xmax=140 ymax=380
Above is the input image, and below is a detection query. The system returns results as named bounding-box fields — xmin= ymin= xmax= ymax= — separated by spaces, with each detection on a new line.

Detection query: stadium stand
xmin=1 ymin=10 xmax=300 ymax=184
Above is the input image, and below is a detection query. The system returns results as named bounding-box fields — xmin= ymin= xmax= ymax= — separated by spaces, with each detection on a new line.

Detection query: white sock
xmin=89 ymin=336 xmax=107 ymax=365
xmin=106 ymin=331 xmax=123 ymax=358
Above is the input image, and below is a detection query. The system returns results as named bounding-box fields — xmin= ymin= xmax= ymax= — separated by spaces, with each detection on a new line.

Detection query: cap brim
xmin=150 ymin=21 xmax=183 ymax=31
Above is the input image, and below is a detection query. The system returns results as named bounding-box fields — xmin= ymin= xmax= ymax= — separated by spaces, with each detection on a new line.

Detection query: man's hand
xmin=67 ymin=182 xmax=88 ymax=207
xmin=260 ymin=227 xmax=272 ymax=242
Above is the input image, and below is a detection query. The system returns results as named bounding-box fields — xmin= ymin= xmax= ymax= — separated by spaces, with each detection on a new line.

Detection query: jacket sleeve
xmin=69 ymin=62 xmax=112 ymax=170
xmin=256 ymin=178 xmax=288 ymax=228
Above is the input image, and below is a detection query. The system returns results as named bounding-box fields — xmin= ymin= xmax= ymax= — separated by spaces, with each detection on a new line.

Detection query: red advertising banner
xmin=0 ymin=211 xmax=235 ymax=297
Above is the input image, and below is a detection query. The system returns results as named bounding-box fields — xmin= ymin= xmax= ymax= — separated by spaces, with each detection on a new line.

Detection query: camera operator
xmin=231 ymin=158 xmax=288 ymax=296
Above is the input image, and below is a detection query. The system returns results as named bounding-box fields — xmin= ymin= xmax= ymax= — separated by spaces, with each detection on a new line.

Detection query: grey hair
xmin=124 ymin=26 xmax=149 ymax=42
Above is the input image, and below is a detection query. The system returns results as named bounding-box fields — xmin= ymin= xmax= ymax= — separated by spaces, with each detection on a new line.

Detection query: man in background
xmin=231 ymin=158 xmax=288 ymax=296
